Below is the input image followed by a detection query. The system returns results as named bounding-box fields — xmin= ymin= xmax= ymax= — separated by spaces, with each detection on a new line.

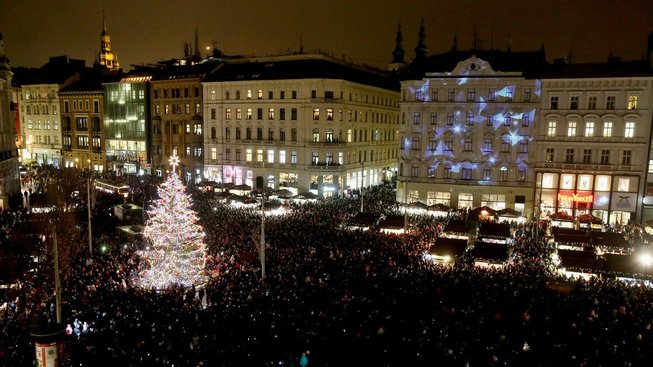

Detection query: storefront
xmin=536 ymin=172 xmax=639 ymax=225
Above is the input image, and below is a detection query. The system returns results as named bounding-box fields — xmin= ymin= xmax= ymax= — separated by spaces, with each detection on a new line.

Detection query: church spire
xmin=391 ymin=23 xmax=405 ymax=64
xmin=414 ymin=18 xmax=428 ymax=59
xmin=96 ymin=11 xmax=119 ymax=71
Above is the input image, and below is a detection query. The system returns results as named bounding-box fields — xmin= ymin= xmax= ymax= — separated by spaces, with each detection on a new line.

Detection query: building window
xmin=279 ymin=128 xmax=286 ymax=141
xmin=447 ymin=88 xmax=455 ymax=101
xmin=326 ymin=108 xmax=334 ymax=121
xmin=312 ymin=129 xmax=320 ymax=142
xmin=311 ymin=152 xmax=318 ymax=165
xmin=603 ymin=122 xmax=612 ymax=137
xmin=504 ymin=114 xmax=511 ymax=126
xmin=463 ymin=138 xmax=472 ymax=151
xmin=279 ymin=108 xmax=286 ymax=120
xmin=412 ymin=136 xmax=421 ymax=150
xmin=443 ymin=165 xmax=452 ymax=179
xmin=499 ymin=167 xmax=508 ymax=182
xmin=567 ymin=121 xmax=576 ymax=137
xmin=291 ymin=108 xmax=297 ymax=120
xmin=430 ymin=113 xmax=437 ymax=125
xmin=545 ymin=148 xmax=554 ymax=162
xmin=235 ymin=127 xmax=240 ymax=140
xmin=524 ymin=88 xmax=531 ymax=102
xmin=500 ymin=138 xmax=510 ymax=153
xmin=279 ymin=150 xmax=286 ymax=164
xmin=466 ymin=112 xmax=474 ymax=125
xmin=76 ymin=117 xmax=88 ymax=130
xmin=488 ymin=89 xmax=495 ymax=102
xmin=585 ymin=122 xmax=594 ymax=137
xmin=582 ymin=149 xmax=592 ymax=164
xmin=77 ymin=136 xmax=89 ymax=148
xmin=587 ymin=96 xmax=597 ymax=109
xmin=565 ymin=149 xmax=574 ymax=163
xmin=628 ymin=95 xmax=638 ymax=110
xmin=194 ymin=123 xmax=202 ymax=135
xmin=606 ymin=95 xmax=616 ymax=110
xmin=447 ymin=113 xmax=454 ymax=125
xmin=505 ymin=89 xmax=513 ymax=101
xmin=211 ymin=127 xmax=216 ymax=139
xmin=268 ymin=128 xmax=274 ymax=141
xmin=546 ymin=121 xmax=558 ymax=136
xmin=519 ymin=140 xmax=528 ymax=154
xmin=467 ymin=89 xmax=475 ymax=101
xmin=624 ymin=122 xmax=635 ymax=138
xmin=482 ymin=138 xmax=492 ymax=152
xmin=257 ymin=127 xmax=263 ymax=140
xmin=518 ymin=169 xmax=526 ymax=182
xmin=428 ymin=137 xmax=437 ymax=151
xmin=257 ymin=149 xmax=264 ymax=162
xmin=413 ymin=112 xmax=421 ymax=125
xmin=431 ymin=90 xmax=438 ymax=101
xmin=570 ymin=96 xmax=579 ymax=110
xmin=291 ymin=128 xmax=297 ymax=141
xmin=482 ymin=168 xmax=491 ymax=181
xmin=236 ymin=108 xmax=242 ymax=119
xmin=415 ymin=90 xmax=423 ymax=101
xmin=268 ymin=108 xmax=275 ymax=120
xmin=225 ymin=108 xmax=232 ymax=119
xmin=225 ymin=127 xmax=231 ymax=140
xmin=194 ymin=147 xmax=202 ymax=157
xmin=246 ymin=108 xmax=252 ymax=120
xmin=550 ymin=96 xmax=559 ymax=110
xmin=600 ymin=149 xmax=610 ymax=165
xmin=445 ymin=138 xmax=453 ymax=151
xmin=410 ymin=165 xmax=419 ymax=178
xmin=622 ymin=150 xmax=632 ymax=165
xmin=313 ymin=108 xmax=320 ymax=120
xmin=257 ymin=108 xmax=263 ymax=120
xmin=246 ymin=127 xmax=252 ymax=140
xmin=291 ymin=151 xmax=297 ymax=164
xmin=461 ymin=168 xmax=472 ymax=180
xmin=521 ymin=115 xmax=530 ymax=127
xmin=267 ymin=149 xmax=274 ymax=163
xmin=486 ymin=114 xmax=494 ymax=126
xmin=257 ymin=90 xmax=263 ymax=99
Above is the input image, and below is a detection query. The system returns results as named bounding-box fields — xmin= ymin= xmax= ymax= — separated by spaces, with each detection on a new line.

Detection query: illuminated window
xmin=291 ymin=151 xmax=297 ymax=164
xmin=565 ymin=149 xmax=574 ymax=163
xmin=582 ymin=149 xmax=592 ymax=164
xmin=618 ymin=178 xmax=630 ymax=192
xmin=603 ymin=122 xmax=612 ymax=137
xmin=313 ymin=108 xmax=320 ymax=120
xmin=600 ymin=149 xmax=610 ymax=165
xmin=463 ymin=138 xmax=472 ymax=151
xmin=567 ymin=121 xmax=577 ymax=137
xmin=267 ymin=108 xmax=274 ymax=120
xmin=549 ymin=96 xmax=558 ymax=109
xmin=622 ymin=150 xmax=631 ymax=165
xmin=312 ymin=129 xmax=319 ymax=142
xmin=258 ymin=90 xmax=263 ymax=99
xmin=225 ymin=108 xmax=232 ymax=119
xmin=326 ymin=129 xmax=333 ymax=142
xmin=594 ymin=176 xmax=609 ymax=191
xmin=246 ymin=109 xmax=252 ymax=120
xmin=430 ymin=113 xmax=437 ymax=125
xmin=458 ymin=193 xmax=473 ymax=208
xmin=624 ymin=122 xmax=635 ymax=138
xmin=561 ymin=174 xmax=574 ymax=189
xmin=467 ymin=89 xmax=475 ymax=101
xmin=628 ymin=95 xmax=638 ymax=110
xmin=413 ymin=112 xmax=421 ymax=124
xmin=448 ymin=88 xmax=455 ymax=101
xmin=545 ymin=148 xmax=554 ymax=162
xmin=247 ymin=90 xmax=252 ymax=99
xmin=279 ymin=150 xmax=286 ymax=164
xmin=311 ymin=152 xmax=318 ymax=165
xmin=326 ymin=108 xmax=333 ymax=121
xmin=257 ymin=149 xmax=263 ymax=162
xmin=569 ymin=96 xmax=579 ymax=110
xmin=267 ymin=149 xmax=274 ymax=163
xmin=236 ymin=108 xmax=242 ymax=119
xmin=211 ymin=148 xmax=217 ymax=160
xmin=606 ymin=95 xmax=616 ymax=110
xmin=546 ymin=121 xmax=556 ymax=136
xmin=466 ymin=112 xmax=474 ymax=125
xmin=585 ymin=122 xmax=594 ymax=137
xmin=578 ymin=175 xmax=592 ymax=190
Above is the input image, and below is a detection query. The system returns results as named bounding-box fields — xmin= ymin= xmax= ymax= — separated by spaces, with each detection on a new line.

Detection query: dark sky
xmin=1 ymin=0 xmax=652 ymax=70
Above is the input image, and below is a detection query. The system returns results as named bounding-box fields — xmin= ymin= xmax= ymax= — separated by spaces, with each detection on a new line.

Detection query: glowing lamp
xmin=639 ymin=253 xmax=652 ymax=267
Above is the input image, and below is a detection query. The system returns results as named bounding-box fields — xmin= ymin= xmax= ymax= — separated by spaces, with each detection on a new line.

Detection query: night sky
xmin=1 ymin=0 xmax=652 ymax=70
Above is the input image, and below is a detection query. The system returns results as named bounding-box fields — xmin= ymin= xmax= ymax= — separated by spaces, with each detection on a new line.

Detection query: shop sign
xmin=557 ymin=192 xmax=593 ymax=203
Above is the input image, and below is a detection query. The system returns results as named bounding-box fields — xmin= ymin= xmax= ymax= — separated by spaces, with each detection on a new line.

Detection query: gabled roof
xmin=204 ymin=54 xmax=399 ymax=91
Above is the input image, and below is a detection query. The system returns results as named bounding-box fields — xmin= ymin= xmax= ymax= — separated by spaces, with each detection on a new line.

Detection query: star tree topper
xmin=169 ymin=152 xmax=180 ymax=172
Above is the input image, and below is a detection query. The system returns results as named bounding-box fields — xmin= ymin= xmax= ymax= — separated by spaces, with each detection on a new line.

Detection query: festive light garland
xmin=136 ymin=171 xmax=207 ymax=289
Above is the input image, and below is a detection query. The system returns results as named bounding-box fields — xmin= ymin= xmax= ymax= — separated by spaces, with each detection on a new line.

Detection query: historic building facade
xmin=536 ymin=62 xmax=653 ymax=224
xmin=0 ymin=32 xmax=20 ymax=209
xmin=59 ymin=72 xmax=106 ymax=171
xmin=398 ymin=52 xmax=543 ymax=217
xmin=203 ymin=54 xmax=400 ymax=196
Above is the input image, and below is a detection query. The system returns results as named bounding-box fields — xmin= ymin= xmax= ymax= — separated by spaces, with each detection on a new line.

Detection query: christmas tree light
xmin=136 ymin=164 xmax=207 ymax=289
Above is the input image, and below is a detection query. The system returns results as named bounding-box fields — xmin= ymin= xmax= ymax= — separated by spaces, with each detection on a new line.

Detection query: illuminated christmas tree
xmin=137 ymin=155 xmax=207 ymax=289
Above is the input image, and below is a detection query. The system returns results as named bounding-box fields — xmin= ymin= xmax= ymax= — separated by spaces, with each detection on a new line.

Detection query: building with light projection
xmin=397 ymin=47 xmax=545 ymax=218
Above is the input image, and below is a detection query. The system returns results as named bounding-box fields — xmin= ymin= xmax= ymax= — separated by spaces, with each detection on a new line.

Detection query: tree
xmin=136 ymin=172 xmax=207 ymax=289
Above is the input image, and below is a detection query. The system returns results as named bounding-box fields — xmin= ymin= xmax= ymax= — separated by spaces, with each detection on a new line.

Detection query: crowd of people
xmin=1 ymin=174 xmax=653 ymax=366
